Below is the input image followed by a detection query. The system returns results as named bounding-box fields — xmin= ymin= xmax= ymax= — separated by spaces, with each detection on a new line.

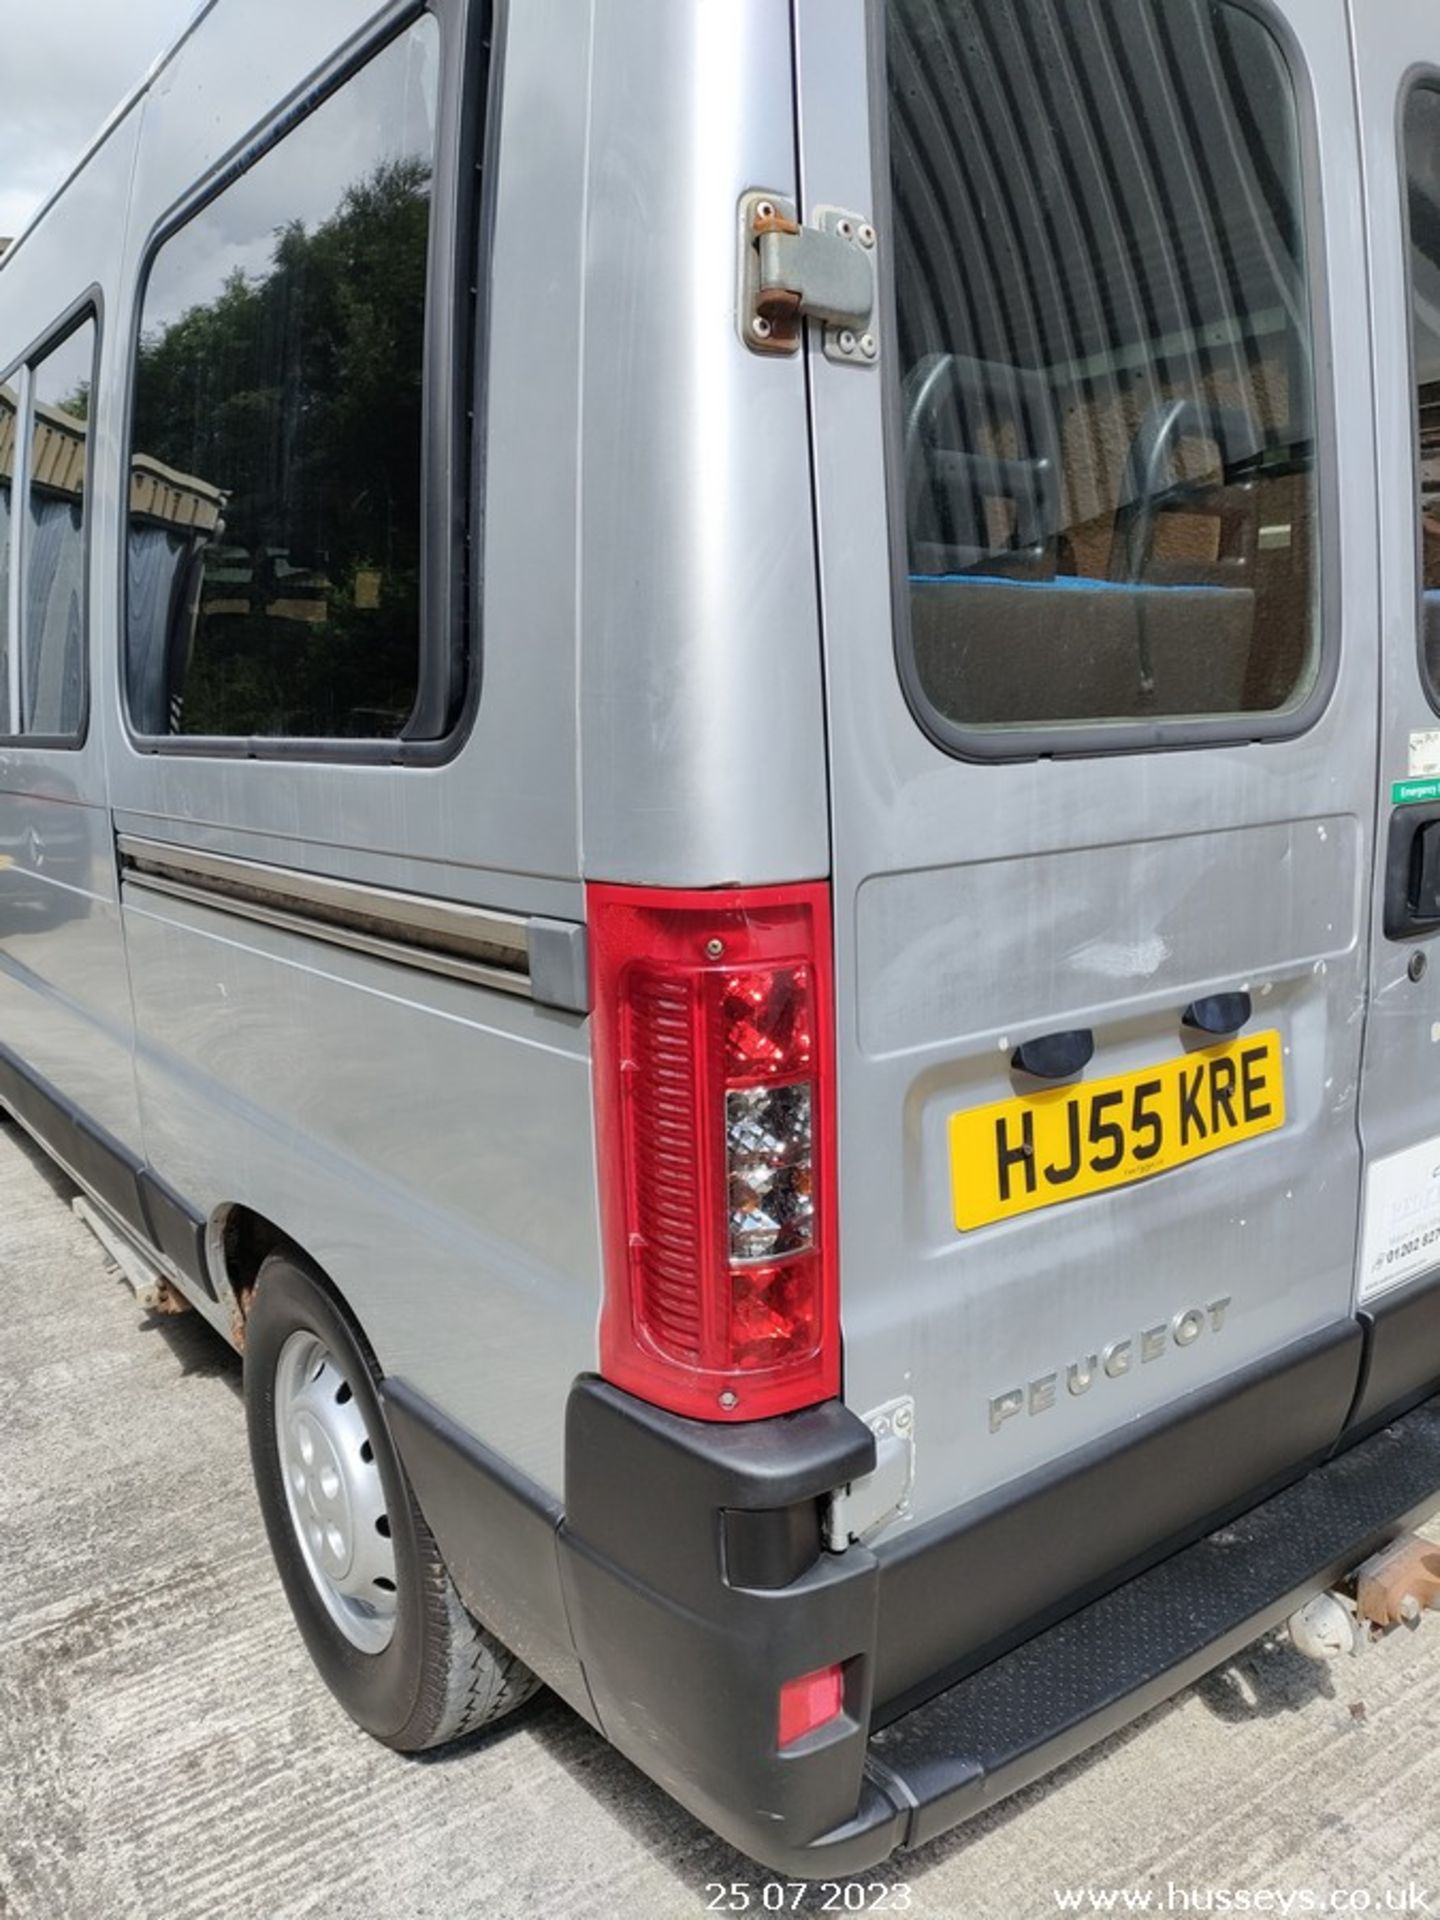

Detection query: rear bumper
xmin=387 ymin=1356 xmax=1440 ymax=1880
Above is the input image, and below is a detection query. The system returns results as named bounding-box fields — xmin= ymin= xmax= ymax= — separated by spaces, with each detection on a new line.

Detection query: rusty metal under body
xmin=1286 ymin=1531 xmax=1440 ymax=1661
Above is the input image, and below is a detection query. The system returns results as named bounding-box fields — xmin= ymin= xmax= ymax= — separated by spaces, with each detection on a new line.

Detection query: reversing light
xmin=587 ymin=883 xmax=839 ymax=1421
xmin=777 ymin=1663 xmax=846 ymax=1748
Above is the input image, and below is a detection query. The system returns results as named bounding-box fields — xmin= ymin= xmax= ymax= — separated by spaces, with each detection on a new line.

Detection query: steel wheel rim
xmin=274 ymin=1330 xmax=397 ymax=1654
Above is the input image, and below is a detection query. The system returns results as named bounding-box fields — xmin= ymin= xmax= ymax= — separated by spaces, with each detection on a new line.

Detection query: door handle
xmin=1182 ymin=992 xmax=1252 ymax=1036
xmin=1384 ymin=805 xmax=1440 ymax=939
xmin=1011 ymin=1029 xmax=1094 ymax=1080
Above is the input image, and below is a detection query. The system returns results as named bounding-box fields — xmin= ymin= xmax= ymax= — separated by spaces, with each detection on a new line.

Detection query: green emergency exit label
xmin=1393 ymin=779 xmax=1440 ymax=806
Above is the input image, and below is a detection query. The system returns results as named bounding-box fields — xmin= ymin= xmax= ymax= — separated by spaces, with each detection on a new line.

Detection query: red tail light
xmin=588 ymin=882 xmax=839 ymax=1421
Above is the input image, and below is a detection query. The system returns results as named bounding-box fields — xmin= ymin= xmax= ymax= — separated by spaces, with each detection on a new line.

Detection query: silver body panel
xmin=0 ymin=0 xmax=1423 ymax=1530
xmin=120 ymin=887 xmax=598 ymax=1482
xmin=795 ymin=0 xmax=1381 ymax=1527
xmin=576 ymin=0 xmax=831 ymax=888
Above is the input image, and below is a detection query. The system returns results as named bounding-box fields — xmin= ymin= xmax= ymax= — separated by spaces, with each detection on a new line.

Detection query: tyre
xmin=243 ymin=1248 xmax=538 ymax=1749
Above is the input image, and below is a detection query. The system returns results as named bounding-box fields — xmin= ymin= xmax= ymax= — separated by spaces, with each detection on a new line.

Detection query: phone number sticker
xmin=1359 ymin=1135 xmax=1440 ymax=1302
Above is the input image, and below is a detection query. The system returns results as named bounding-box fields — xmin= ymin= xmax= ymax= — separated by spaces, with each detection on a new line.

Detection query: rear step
xmin=805 ymin=1396 xmax=1440 ymax=1873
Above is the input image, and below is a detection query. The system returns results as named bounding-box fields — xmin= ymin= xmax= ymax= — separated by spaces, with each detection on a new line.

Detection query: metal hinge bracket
xmin=739 ymin=191 xmax=878 ymax=364
xmin=823 ymin=1396 xmax=914 ymax=1550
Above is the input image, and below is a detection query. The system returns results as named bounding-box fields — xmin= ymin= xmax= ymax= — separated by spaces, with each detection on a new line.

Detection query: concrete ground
xmin=4 ymin=1122 xmax=1440 ymax=1920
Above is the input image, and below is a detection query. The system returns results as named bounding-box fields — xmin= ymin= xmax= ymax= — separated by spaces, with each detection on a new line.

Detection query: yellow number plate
xmin=949 ymin=1031 xmax=1286 ymax=1231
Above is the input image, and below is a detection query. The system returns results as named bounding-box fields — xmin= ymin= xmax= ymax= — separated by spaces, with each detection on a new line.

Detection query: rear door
xmin=795 ymin=0 xmax=1378 ymax=1532
xmin=1350 ymin=4 xmax=1440 ymax=1426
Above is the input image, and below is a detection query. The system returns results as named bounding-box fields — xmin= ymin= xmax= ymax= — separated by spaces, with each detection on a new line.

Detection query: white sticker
xmin=1410 ymin=729 xmax=1440 ymax=777
xmin=1358 ymin=1137 xmax=1440 ymax=1303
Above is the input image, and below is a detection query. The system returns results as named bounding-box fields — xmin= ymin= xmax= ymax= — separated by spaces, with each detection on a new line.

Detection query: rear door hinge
xmin=739 ymin=191 xmax=878 ymax=364
xmin=824 ymin=1396 xmax=914 ymax=1550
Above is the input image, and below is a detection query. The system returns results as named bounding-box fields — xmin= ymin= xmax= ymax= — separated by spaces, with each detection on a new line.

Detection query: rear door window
xmin=887 ymin=0 xmax=1322 ymax=749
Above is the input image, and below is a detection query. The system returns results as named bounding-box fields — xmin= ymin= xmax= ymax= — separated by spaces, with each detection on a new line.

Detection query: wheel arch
xmin=209 ymin=1204 xmax=369 ymax=1357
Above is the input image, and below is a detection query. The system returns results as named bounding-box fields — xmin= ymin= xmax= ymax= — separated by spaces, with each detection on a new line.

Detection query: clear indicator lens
xmin=726 ymin=1083 xmax=814 ymax=1262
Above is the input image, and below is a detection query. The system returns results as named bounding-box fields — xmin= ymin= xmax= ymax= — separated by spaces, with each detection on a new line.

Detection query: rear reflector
xmin=588 ymin=882 xmax=839 ymax=1421
xmin=777 ymin=1663 xmax=845 ymax=1748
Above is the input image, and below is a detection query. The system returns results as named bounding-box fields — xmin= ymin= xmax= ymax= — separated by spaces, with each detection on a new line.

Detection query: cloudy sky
xmin=0 ymin=0 xmax=203 ymax=240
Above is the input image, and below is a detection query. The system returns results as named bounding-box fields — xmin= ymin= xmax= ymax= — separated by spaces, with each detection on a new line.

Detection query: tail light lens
xmin=588 ymin=882 xmax=839 ymax=1421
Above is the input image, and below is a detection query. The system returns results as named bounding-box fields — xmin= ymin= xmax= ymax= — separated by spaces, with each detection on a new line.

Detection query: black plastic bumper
xmin=558 ymin=1380 xmax=883 ymax=1859
xmin=388 ymin=1365 xmax=1440 ymax=1880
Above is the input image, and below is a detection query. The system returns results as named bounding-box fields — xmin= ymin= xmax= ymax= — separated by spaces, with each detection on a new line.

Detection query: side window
xmin=1407 ymin=86 xmax=1440 ymax=698
xmin=0 ymin=317 xmax=96 ymax=744
xmin=127 ymin=15 xmax=442 ymax=743
xmin=25 ymin=320 xmax=95 ymax=738
xmin=886 ymin=0 xmax=1322 ymax=748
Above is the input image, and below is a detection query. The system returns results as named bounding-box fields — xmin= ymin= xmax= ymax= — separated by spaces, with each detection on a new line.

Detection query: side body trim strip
xmin=116 ymin=835 xmax=590 ymax=1010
